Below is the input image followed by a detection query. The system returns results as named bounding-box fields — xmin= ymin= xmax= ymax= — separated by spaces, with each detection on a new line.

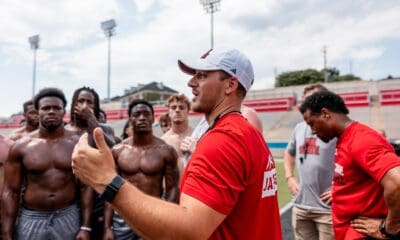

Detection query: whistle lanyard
xmin=197 ymin=110 xmax=242 ymax=144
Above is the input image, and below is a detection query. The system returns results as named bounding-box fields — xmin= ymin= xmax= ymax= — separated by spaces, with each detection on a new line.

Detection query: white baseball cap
xmin=178 ymin=49 xmax=254 ymax=92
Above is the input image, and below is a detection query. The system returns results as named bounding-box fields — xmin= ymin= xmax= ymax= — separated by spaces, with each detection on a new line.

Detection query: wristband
xmin=80 ymin=226 xmax=92 ymax=232
xmin=99 ymin=175 xmax=126 ymax=202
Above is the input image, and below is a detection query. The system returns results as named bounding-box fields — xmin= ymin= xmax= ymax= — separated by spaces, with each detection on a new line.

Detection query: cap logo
xmin=231 ymin=69 xmax=236 ymax=74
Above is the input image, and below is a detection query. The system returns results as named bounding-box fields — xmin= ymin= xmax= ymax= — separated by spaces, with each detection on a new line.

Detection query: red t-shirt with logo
xmin=180 ymin=113 xmax=282 ymax=240
xmin=333 ymin=122 xmax=400 ymax=240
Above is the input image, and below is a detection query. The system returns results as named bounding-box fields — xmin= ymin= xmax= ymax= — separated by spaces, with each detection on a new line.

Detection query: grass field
xmin=275 ymin=159 xmax=294 ymax=208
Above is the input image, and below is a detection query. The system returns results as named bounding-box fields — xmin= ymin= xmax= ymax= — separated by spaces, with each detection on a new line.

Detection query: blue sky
xmin=1 ymin=0 xmax=399 ymax=117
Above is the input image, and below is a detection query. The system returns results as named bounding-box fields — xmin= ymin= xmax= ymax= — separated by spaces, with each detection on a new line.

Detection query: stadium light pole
xmin=322 ymin=45 xmax=328 ymax=83
xmin=200 ymin=0 xmax=221 ymax=49
xmin=101 ymin=19 xmax=116 ymax=100
xmin=29 ymin=35 xmax=39 ymax=97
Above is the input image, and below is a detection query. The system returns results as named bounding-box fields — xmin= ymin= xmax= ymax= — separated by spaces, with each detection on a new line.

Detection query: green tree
xmin=331 ymin=74 xmax=361 ymax=82
xmin=275 ymin=68 xmax=360 ymax=87
xmin=275 ymin=69 xmax=323 ymax=87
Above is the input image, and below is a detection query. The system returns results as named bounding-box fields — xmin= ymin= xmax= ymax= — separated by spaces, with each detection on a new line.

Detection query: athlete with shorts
xmin=103 ymin=100 xmax=179 ymax=240
xmin=2 ymin=88 xmax=92 ymax=240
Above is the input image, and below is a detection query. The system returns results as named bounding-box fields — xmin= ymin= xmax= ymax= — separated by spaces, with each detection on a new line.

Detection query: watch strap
xmin=99 ymin=175 xmax=125 ymax=202
xmin=379 ymin=219 xmax=400 ymax=239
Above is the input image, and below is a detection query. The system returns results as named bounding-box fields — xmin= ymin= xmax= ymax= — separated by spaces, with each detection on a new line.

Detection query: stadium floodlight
xmin=29 ymin=35 xmax=40 ymax=97
xmin=200 ymin=0 xmax=221 ymax=49
xmin=100 ymin=19 xmax=117 ymax=100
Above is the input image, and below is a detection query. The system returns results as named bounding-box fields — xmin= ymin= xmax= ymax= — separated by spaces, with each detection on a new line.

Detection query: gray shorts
xmin=112 ymin=212 xmax=142 ymax=240
xmin=16 ymin=204 xmax=80 ymax=240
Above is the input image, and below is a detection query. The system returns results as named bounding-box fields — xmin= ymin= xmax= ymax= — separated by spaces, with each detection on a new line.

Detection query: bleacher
xmin=380 ymin=89 xmax=400 ymax=105
xmin=243 ymin=97 xmax=295 ymax=112
xmin=64 ymin=96 xmax=296 ymax=123
xmin=339 ymin=91 xmax=369 ymax=107
xmin=0 ymin=115 xmax=24 ymax=128
xmin=2 ymin=80 xmax=400 ymax=142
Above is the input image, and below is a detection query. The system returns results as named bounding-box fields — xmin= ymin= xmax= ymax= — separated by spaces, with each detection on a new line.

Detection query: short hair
xmin=303 ymin=83 xmax=328 ymax=96
xmin=159 ymin=113 xmax=171 ymax=126
xmin=219 ymin=71 xmax=247 ymax=98
xmin=128 ymin=99 xmax=154 ymax=117
xmin=23 ymin=100 xmax=34 ymax=113
xmin=70 ymin=87 xmax=100 ymax=123
xmin=300 ymin=91 xmax=349 ymax=115
xmin=166 ymin=93 xmax=191 ymax=110
xmin=34 ymin=88 xmax=67 ymax=110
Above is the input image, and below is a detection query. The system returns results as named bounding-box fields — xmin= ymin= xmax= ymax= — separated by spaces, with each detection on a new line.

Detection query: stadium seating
xmin=380 ymin=89 xmax=400 ymax=105
xmin=243 ymin=97 xmax=295 ymax=112
xmin=339 ymin=91 xmax=369 ymax=107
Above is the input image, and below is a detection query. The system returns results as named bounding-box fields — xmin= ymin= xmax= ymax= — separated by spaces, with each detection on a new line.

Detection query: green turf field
xmin=275 ymin=159 xmax=294 ymax=208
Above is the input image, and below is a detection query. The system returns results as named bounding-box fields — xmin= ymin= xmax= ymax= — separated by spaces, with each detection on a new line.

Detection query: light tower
xmin=200 ymin=0 xmax=221 ymax=49
xmin=101 ymin=19 xmax=116 ymax=100
xmin=322 ymin=45 xmax=328 ymax=83
xmin=29 ymin=35 xmax=40 ymax=97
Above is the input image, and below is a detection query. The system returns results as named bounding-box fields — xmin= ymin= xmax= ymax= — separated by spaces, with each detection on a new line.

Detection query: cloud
xmin=134 ymin=0 xmax=157 ymax=13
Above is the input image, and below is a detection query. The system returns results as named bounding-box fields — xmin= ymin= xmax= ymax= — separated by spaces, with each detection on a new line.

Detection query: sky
xmin=1 ymin=0 xmax=400 ymax=118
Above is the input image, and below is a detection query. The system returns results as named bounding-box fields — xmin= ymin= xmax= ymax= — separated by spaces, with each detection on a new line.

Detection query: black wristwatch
xmin=379 ymin=219 xmax=400 ymax=239
xmin=99 ymin=175 xmax=125 ymax=202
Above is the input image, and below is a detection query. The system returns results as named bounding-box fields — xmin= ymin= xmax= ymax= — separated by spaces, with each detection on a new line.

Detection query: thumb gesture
xmin=72 ymin=127 xmax=117 ymax=193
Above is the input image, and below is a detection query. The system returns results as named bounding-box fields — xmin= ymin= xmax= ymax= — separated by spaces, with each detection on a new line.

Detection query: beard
xmin=41 ymin=120 xmax=62 ymax=132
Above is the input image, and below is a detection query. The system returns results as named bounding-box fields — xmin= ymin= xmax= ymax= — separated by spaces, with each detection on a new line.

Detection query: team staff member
xmin=72 ymin=49 xmax=282 ymax=239
xmin=284 ymin=84 xmax=335 ymax=240
xmin=300 ymin=91 xmax=400 ymax=239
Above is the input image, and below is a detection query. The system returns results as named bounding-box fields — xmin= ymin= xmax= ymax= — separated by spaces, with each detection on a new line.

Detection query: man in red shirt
xmin=300 ymin=90 xmax=400 ymax=240
xmin=71 ymin=49 xmax=282 ymax=239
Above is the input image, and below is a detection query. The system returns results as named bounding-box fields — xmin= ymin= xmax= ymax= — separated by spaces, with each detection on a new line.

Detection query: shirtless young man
xmin=161 ymin=94 xmax=193 ymax=176
xmin=103 ymin=99 xmax=179 ymax=240
xmin=8 ymin=100 xmax=39 ymax=141
xmin=66 ymin=87 xmax=116 ymax=148
xmin=65 ymin=86 xmax=116 ymax=239
xmin=0 ymin=135 xmax=13 ymax=240
xmin=1 ymin=88 xmax=92 ymax=240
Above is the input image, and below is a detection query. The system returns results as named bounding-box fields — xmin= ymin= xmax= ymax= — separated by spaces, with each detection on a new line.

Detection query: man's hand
xmin=320 ymin=190 xmax=332 ymax=205
xmin=103 ymin=227 xmax=115 ymax=240
xmin=72 ymin=127 xmax=117 ymax=194
xmin=180 ymin=136 xmax=197 ymax=154
xmin=74 ymin=104 xmax=95 ymax=122
xmin=75 ymin=230 xmax=90 ymax=240
xmin=286 ymin=177 xmax=299 ymax=196
xmin=351 ymin=217 xmax=386 ymax=239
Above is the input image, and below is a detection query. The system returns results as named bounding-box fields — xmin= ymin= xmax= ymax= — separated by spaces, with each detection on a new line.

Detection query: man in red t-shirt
xmin=70 ymin=49 xmax=282 ymax=239
xmin=300 ymin=90 xmax=400 ymax=240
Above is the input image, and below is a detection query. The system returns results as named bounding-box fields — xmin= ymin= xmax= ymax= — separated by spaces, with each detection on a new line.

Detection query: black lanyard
xmin=197 ymin=110 xmax=242 ymax=144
